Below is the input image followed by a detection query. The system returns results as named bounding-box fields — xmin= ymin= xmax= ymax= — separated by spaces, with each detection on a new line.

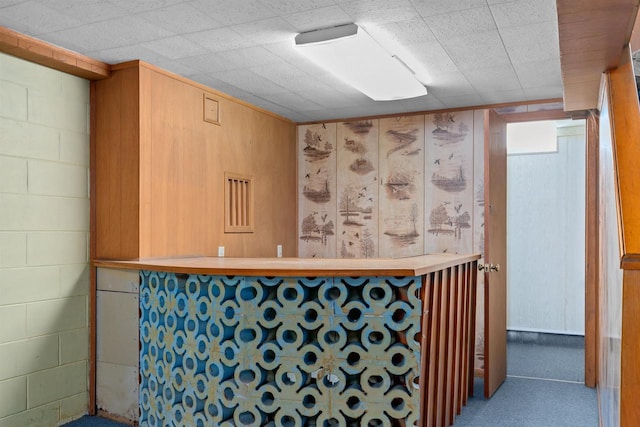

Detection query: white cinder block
xmin=0 ymin=376 xmax=26 ymax=418
xmin=96 ymin=268 xmax=139 ymax=293
xmin=28 ymin=89 xmax=89 ymax=134
xmin=59 ymin=130 xmax=89 ymax=166
xmin=0 ymin=118 xmax=59 ymax=161
xmin=27 ymin=231 xmax=87 ymax=266
xmin=60 ymin=327 xmax=88 ymax=364
xmin=27 ymin=160 xmax=88 ymax=198
xmin=0 ymin=266 xmax=60 ymax=306
xmin=0 ymin=402 xmax=58 ymax=427
xmin=27 ymin=361 xmax=87 ymax=408
xmin=60 ymin=392 xmax=88 ymax=423
xmin=0 ymin=194 xmax=59 ymax=231
xmin=26 ymin=296 xmax=87 ymax=337
xmin=60 ymin=264 xmax=90 ymax=298
xmin=60 ymin=73 xmax=90 ymax=104
xmin=0 ymin=305 xmax=26 ymax=344
xmin=0 ymin=52 xmax=62 ymax=95
xmin=96 ymin=362 xmax=138 ymax=422
xmin=96 ymin=291 xmax=139 ymax=366
xmin=0 ymin=80 xmax=27 ymax=121
xmin=58 ymin=197 xmax=90 ymax=231
xmin=0 ymin=156 xmax=27 ymax=193
xmin=0 ymin=335 xmax=58 ymax=380
xmin=0 ymin=232 xmax=27 ymax=268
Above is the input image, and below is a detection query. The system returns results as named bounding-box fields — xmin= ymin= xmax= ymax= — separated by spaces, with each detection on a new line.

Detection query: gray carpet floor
xmin=64 ymin=334 xmax=598 ymax=426
xmin=455 ymin=333 xmax=598 ymax=427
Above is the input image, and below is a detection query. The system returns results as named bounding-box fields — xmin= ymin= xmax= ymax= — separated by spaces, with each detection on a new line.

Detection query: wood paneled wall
xmin=598 ymin=46 xmax=640 ymax=427
xmin=95 ymin=61 xmax=297 ymax=260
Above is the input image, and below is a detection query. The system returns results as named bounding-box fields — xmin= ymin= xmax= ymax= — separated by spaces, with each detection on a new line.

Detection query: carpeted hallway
xmin=65 ymin=333 xmax=597 ymax=427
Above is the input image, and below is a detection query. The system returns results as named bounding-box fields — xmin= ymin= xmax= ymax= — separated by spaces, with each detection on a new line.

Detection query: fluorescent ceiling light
xmin=295 ymin=23 xmax=427 ymax=101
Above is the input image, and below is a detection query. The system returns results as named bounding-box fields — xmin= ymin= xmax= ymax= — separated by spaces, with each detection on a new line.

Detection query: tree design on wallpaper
xmin=383 ymin=203 xmax=420 ymax=247
xmin=431 ymin=164 xmax=467 ymax=192
xmin=386 ymin=129 xmax=418 ymax=157
xmin=344 ymin=137 xmax=374 ymax=175
xmin=302 ymin=129 xmax=333 ymax=160
xmin=360 ymin=228 xmax=375 ymax=258
xmin=300 ymin=212 xmax=334 ymax=245
xmin=343 ymin=120 xmax=374 ymax=134
xmin=432 ymin=112 xmax=469 ymax=145
xmin=428 ymin=203 xmax=471 ymax=239
xmin=339 ymin=184 xmax=373 ymax=226
xmin=385 ymin=165 xmax=416 ymax=200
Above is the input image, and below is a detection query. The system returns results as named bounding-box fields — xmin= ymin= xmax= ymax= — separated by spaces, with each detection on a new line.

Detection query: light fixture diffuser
xmin=295 ymin=23 xmax=427 ymax=101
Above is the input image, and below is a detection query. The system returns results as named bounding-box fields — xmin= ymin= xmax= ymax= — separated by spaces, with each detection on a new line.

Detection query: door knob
xmin=489 ymin=263 xmax=500 ymax=272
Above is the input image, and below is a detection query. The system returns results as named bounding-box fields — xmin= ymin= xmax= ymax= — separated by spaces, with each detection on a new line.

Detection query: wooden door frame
xmin=496 ymin=109 xmax=597 ymax=387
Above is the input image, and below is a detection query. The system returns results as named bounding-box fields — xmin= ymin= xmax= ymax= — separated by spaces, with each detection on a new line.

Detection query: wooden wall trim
xmin=111 ymin=60 xmax=294 ymax=124
xmin=608 ymin=46 xmax=640 ymax=265
xmin=585 ymin=111 xmax=599 ymax=388
xmin=88 ymin=81 xmax=98 ymax=415
xmin=0 ymin=26 xmax=110 ymax=80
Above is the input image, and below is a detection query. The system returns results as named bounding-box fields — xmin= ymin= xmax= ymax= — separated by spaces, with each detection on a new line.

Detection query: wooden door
xmin=483 ymin=109 xmax=507 ymax=398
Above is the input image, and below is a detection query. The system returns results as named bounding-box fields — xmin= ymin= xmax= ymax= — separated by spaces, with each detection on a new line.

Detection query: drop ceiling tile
xmin=109 ymin=0 xmax=187 ymax=14
xmin=411 ymin=40 xmax=460 ymax=76
xmin=88 ymin=45 xmax=170 ymax=65
xmin=230 ymin=17 xmax=298 ymax=44
xmin=153 ymin=59 xmax=200 ymax=78
xmin=411 ymin=0 xmax=488 ymax=17
xmin=178 ymin=52 xmax=234 ymax=74
xmin=136 ymin=3 xmax=223 ymax=34
xmin=437 ymin=93 xmax=485 ymax=108
xmin=0 ymin=16 xmax=31 ymax=35
xmin=442 ymin=30 xmax=511 ymax=70
xmin=514 ymin=59 xmax=561 ymax=88
xmin=464 ymin=65 xmax=522 ymax=92
xmin=426 ymin=6 xmax=496 ymax=41
xmin=259 ymin=0 xmax=336 ymax=15
xmin=44 ymin=23 xmax=130 ymax=53
xmin=212 ymin=69 xmax=289 ymax=96
xmin=523 ymin=85 xmax=563 ymax=100
xmin=190 ymin=0 xmax=276 ymax=25
xmin=262 ymin=40 xmax=331 ymax=76
xmin=183 ymin=27 xmax=255 ymax=52
xmin=1 ymin=1 xmax=84 ymax=35
xmin=310 ymin=89 xmax=370 ymax=108
xmin=426 ymin=71 xmax=476 ymax=97
xmin=0 ymin=0 xmax=23 ymax=7
xmin=242 ymin=95 xmax=302 ymax=120
xmin=506 ymin=41 xmax=559 ymax=64
xmin=364 ymin=19 xmax=437 ymax=48
xmin=396 ymin=94 xmax=446 ymax=112
xmin=478 ymin=88 xmax=526 ymax=104
xmin=499 ymin=22 xmax=558 ymax=48
xmin=282 ymin=5 xmax=353 ymax=32
xmin=38 ymin=0 xmax=129 ymax=24
xmin=339 ymin=0 xmax=422 ymax=25
xmin=140 ymin=36 xmax=210 ymax=60
xmin=266 ymin=91 xmax=325 ymax=112
xmin=216 ymin=47 xmax=284 ymax=70
xmin=490 ymin=0 xmax=557 ymax=29
xmin=253 ymin=62 xmax=310 ymax=83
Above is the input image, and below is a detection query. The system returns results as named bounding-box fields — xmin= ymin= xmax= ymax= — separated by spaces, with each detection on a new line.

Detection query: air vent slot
xmin=225 ymin=172 xmax=254 ymax=233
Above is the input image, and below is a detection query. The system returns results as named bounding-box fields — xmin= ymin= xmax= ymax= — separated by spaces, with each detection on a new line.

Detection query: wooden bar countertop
xmin=93 ymin=253 xmax=480 ymax=278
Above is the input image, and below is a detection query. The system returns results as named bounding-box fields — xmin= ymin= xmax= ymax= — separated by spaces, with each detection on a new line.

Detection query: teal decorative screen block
xmin=140 ymin=271 xmax=422 ymax=426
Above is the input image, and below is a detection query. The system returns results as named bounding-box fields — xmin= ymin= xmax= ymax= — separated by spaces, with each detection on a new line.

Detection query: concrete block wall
xmin=0 ymin=52 xmax=90 ymax=426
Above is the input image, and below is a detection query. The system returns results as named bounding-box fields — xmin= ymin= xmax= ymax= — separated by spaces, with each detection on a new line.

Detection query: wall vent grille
xmin=225 ymin=172 xmax=253 ymax=233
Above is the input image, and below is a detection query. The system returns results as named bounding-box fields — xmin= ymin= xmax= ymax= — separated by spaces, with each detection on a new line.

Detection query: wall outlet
xmin=218 ymin=246 xmax=225 ymax=257
xmin=277 ymin=245 xmax=283 ymax=258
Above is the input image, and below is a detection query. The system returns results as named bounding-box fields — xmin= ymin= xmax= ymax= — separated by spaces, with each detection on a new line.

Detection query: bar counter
xmin=94 ymin=253 xmax=480 ymax=427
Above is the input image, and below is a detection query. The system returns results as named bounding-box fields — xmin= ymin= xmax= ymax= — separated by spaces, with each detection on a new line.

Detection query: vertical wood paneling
xmin=95 ymin=61 xmax=297 ymax=259
xmin=585 ymin=112 xmax=599 ymax=388
xmin=419 ymin=260 xmax=478 ymax=427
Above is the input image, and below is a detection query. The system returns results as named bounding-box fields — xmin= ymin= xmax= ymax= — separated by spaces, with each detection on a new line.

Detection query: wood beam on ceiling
xmin=0 ymin=26 xmax=110 ymax=80
xmin=557 ymin=0 xmax=640 ymax=112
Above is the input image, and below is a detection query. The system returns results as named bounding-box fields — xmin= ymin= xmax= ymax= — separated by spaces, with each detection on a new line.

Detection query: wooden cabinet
xmin=94 ymin=61 xmax=297 ymax=260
